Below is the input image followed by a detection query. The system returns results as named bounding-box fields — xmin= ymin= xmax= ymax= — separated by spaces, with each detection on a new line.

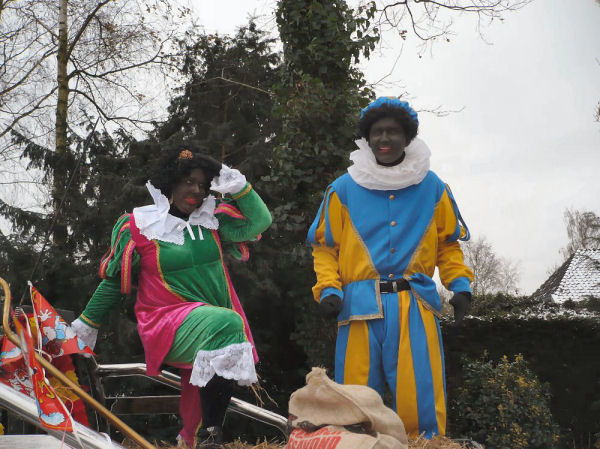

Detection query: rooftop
xmin=531 ymin=249 xmax=600 ymax=303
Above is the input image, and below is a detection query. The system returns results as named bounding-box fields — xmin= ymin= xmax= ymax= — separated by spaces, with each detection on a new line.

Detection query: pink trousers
xmin=178 ymin=368 xmax=202 ymax=447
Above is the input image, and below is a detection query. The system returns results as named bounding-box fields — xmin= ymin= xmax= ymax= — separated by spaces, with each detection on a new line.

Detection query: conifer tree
xmin=154 ymin=24 xmax=305 ymax=411
xmin=0 ymin=129 xmax=149 ymax=306
xmin=265 ymin=0 xmax=379 ymax=369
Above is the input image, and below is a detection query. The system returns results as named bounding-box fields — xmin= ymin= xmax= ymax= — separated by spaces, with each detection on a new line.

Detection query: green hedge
xmin=443 ymin=309 xmax=600 ymax=448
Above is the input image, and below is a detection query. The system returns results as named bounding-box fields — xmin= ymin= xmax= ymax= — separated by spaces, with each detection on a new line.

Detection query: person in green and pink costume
xmin=71 ymin=140 xmax=272 ymax=448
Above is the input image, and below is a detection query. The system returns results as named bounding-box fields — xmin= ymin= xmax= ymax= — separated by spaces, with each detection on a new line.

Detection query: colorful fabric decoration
xmin=47 ymin=355 xmax=90 ymax=426
xmin=1 ymin=286 xmax=94 ymax=428
xmin=0 ymin=335 xmax=23 ymax=367
xmin=13 ymin=311 xmax=74 ymax=432
xmin=0 ymin=334 xmax=33 ymax=398
xmin=30 ymin=285 xmax=95 ymax=359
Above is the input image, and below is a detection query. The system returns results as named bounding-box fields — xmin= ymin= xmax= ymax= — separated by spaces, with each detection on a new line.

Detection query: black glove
xmin=449 ymin=292 xmax=472 ymax=326
xmin=319 ymin=295 xmax=343 ymax=319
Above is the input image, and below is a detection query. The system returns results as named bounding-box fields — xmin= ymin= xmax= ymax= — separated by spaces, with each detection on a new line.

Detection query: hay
xmin=153 ymin=435 xmax=471 ymax=449
xmin=222 ymin=441 xmax=284 ymax=449
xmin=152 ymin=439 xmax=285 ymax=449
xmin=407 ymin=435 xmax=469 ymax=448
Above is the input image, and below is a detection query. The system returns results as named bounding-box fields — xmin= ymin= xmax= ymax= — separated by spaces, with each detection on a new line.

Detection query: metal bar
xmin=96 ymin=363 xmax=290 ymax=436
xmin=97 ymin=363 xmax=181 ymax=389
xmin=0 ymin=434 xmax=75 ymax=449
xmin=0 ymin=383 xmax=127 ymax=449
xmin=0 ymin=278 xmax=157 ymax=449
xmin=229 ymin=397 xmax=290 ymax=435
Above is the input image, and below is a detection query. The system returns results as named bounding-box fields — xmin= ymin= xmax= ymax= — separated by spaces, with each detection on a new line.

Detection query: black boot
xmin=197 ymin=375 xmax=233 ymax=447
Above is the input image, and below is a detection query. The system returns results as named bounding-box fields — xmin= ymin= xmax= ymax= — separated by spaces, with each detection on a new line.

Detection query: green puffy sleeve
xmin=216 ymin=183 xmax=272 ymax=243
xmin=79 ymin=214 xmax=139 ymax=328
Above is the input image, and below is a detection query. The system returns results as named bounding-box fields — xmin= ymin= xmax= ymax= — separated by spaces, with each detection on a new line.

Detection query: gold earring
xmin=169 ymin=195 xmax=173 ymax=205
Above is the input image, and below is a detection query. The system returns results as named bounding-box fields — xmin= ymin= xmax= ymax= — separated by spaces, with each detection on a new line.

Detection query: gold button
xmin=391 ymin=221 xmax=396 ymax=226
xmin=390 ymin=248 xmax=396 ymax=253
xmin=389 ymin=194 xmax=395 ymax=200
xmin=388 ymin=273 xmax=394 ymax=279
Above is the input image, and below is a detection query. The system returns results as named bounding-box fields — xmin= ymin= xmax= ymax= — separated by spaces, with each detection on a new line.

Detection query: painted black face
xmin=368 ymin=116 xmax=408 ymax=166
xmin=171 ymin=168 xmax=208 ymax=216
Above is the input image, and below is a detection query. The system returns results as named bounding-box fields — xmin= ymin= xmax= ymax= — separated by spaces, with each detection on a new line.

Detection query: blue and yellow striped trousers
xmin=335 ymin=290 xmax=446 ymax=438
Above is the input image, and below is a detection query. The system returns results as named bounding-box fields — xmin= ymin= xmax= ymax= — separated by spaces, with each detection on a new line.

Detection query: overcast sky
xmin=192 ymin=0 xmax=600 ymax=294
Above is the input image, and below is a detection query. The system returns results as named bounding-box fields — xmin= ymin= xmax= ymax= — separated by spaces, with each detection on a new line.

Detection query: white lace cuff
xmin=189 ymin=342 xmax=257 ymax=387
xmin=211 ymin=165 xmax=247 ymax=195
xmin=71 ymin=318 xmax=98 ymax=350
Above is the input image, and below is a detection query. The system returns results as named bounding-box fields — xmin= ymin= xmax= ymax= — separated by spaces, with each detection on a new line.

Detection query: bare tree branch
xmin=0 ymin=48 xmax=56 ymax=97
xmin=0 ymin=87 xmax=58 ymax=139
xmin=1 ymin=0 xmax=185 ymax=156
xmin=69 ymin=88 xmax=160 ymax=126
xmin=67 ymin=0 xmax=113 ymax=59
xmin=463 ymin=235 xmax=520 ymax=295
xmin=367 ymin=0 xmax=532 ymax=42
xmin=560 ymin=208 xmax=600 ymax=260
xmin=205 ymin=76 xmax=273 ymax=96
xmin=67 ymin=39 xmax=167 ymax=80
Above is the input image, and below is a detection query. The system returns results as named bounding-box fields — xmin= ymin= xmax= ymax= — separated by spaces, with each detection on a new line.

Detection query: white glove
xmin=71 ymin=318 xmax=98 ymax=350
xmin=210 ymin=164 xmax=247 ymax=195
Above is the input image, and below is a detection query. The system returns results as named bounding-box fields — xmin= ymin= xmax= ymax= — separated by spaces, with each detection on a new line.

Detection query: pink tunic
xmin=128 ymin=214 xmax=257 ymax=376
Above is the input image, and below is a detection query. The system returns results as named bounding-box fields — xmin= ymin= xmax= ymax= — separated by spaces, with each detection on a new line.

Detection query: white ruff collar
xmin=347 ymin=137 xmax=431 ymax=190
xmin=132 ymin=181 xmax=219 ymax=245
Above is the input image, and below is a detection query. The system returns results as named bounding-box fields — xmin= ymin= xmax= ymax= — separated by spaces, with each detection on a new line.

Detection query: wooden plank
xmin=105 ymin=395 xmax=180 ymax=415
xmin=0 ymin=434 xmax=74 ymax=448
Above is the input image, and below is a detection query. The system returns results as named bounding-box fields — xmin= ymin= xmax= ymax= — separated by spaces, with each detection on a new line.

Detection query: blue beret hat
xmin=360 ymin=97 xmax=419 ymax=125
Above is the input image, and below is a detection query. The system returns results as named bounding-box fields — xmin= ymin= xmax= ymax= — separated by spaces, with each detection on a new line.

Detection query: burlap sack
xmin=286 ymin=368 xmax=408 ymax=449
xmin=286 ymin=426 xmax=403 ymax=449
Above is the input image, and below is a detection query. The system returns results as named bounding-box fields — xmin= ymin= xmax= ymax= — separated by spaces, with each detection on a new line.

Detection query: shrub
xmin=451 ymin=353 xmax=560 ymax=448
xmin=468 ymin=293 xmax=541 ymax=318
xmin=565 ymin=296 xmax=600 ymax=313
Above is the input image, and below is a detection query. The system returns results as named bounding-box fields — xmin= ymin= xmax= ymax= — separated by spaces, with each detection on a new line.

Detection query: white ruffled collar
xmin=347 ymin=137 xmax=431 ymax=190
xmin=132 ymin=181 xmax=219 ymax=245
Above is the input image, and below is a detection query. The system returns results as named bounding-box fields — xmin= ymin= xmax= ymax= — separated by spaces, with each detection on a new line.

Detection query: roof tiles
xmin=532 ymin=249 xmax=600 ymax=303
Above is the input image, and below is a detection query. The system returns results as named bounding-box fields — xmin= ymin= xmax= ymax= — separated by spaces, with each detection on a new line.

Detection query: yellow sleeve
xmin=436 ymin=187 xmax=474 ymax=293
xmin=307 ymin=188 xmax=345 ymax=303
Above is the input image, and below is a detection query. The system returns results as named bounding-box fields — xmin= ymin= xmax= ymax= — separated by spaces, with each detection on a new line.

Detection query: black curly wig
xmin=358 ymin=104 xmax=419 ymax=144
xmin=149 ymin=140 xmax=222 ymax=199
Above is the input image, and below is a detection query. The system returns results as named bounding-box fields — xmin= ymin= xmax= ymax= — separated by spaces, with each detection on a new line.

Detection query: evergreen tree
xmin=0 ymin=127 xmax=158 ymax=367
xmin=264 ymin=0 xmax=379 ymax=370
xmin=153 ymin=24 xmax=304 ymax=415
xmin=0 ymin=129 xmax=144 ymax=301
xmin=157 ymin=22 xmax=279 ymax=181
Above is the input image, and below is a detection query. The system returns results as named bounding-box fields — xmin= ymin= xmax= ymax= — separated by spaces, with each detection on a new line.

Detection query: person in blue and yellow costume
xmin=307 ymin=97 xmax=474 ymax=438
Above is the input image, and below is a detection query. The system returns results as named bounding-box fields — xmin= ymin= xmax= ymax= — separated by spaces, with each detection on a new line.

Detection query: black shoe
xmin=196 ymin=426 xmax=223 ymax=449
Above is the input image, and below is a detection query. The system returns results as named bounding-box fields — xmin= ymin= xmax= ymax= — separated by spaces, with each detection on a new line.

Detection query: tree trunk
xmin=54 ymin=0 xmax=69 ymax=245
